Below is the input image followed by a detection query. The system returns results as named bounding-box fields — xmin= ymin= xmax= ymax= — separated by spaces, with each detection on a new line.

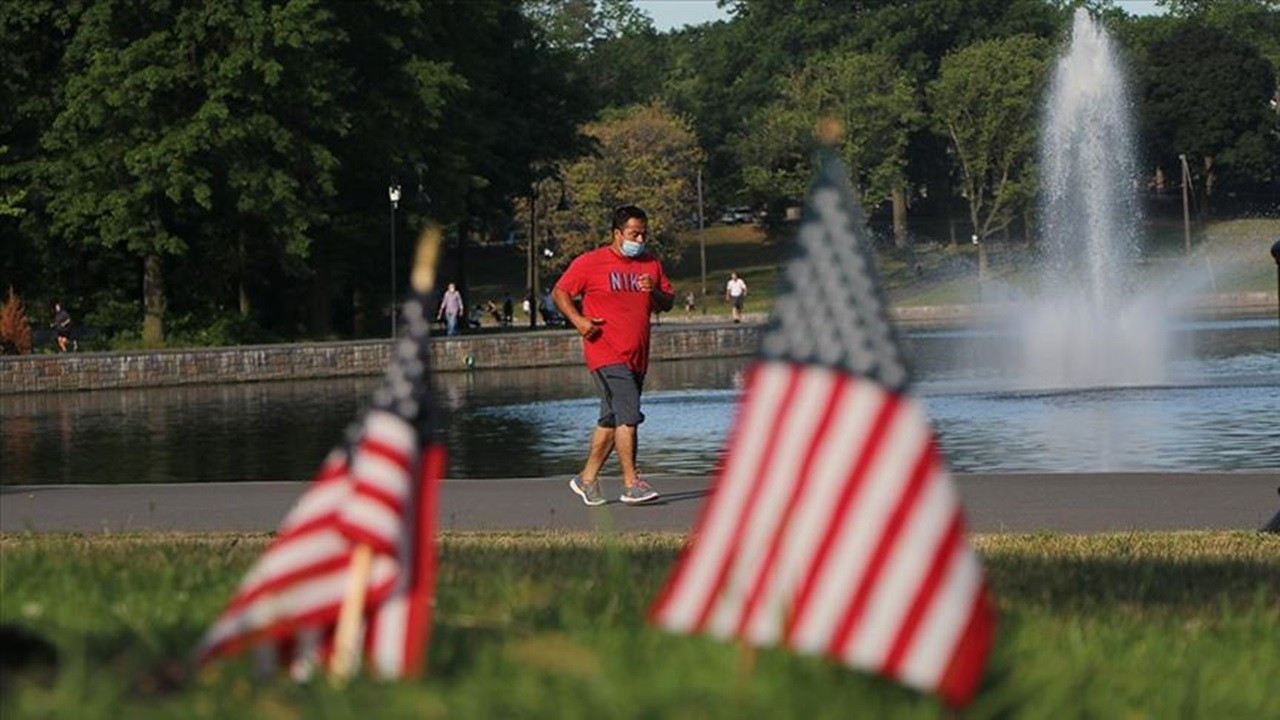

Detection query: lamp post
xmin=389 ymin=181 xmax=401 ymax=339
xmin=1179 ymin=154 xmax=1192 ymax=255
xmin=527 ymin=173 xmax=569 ymax=329
xmin=697 ymin=168 xmax=706 ymax=297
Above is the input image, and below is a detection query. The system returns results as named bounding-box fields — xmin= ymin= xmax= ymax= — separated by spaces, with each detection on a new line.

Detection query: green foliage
xmin=1158 ymin=0 xmax=1280 ymax=76
xmin=33 ymin=0 xmax=353 ymax=344
xmin=5 ymin=1 xmax=1278 ymax=346
xmin=0 ymin=145 xmax=25 ymax=218
xmin=735 ymin=51 xmax=922 ymax=209
xmin=1138 ymin=22 xmax=1279 ymax=202
xmin=4 ymin=0 xmax=593 ymax=344
xmin=929 ymin=34 xmax=1053 ymax=239
xmin=547 ymin=101 xmax=705 ymax=270
xmin=524 ymin=0 xmax=654 ymax=54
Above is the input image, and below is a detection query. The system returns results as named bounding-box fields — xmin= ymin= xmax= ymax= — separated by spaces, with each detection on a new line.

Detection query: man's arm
xmin=650 ymin=286 xmax=675 ymax=312
xmin=551 ymin=286 xmax=601 ymax=340
xmin=644 ymin=266 xmax=675 ymax=312
xmin=638 ymin=273 xmax=674 ymax=312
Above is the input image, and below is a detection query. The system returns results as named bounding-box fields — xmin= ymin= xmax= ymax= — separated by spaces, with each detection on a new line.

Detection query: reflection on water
xmin=2 ymin=320 xmax=1277 ymax=484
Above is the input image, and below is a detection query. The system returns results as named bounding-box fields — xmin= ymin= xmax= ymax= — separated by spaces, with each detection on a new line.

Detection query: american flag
xmin=198 ymin=233 xmax=445 ymax=680
xmin=650 ymin=149 xmax=995 ymax=707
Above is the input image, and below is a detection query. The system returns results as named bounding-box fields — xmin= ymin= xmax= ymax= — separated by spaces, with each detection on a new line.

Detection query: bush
xmin=0 ymin=286 xmax=33 ymax=354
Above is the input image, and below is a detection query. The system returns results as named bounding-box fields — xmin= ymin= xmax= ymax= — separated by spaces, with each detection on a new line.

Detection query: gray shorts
xmin=591 ymin=363 xmax=645 ymax=428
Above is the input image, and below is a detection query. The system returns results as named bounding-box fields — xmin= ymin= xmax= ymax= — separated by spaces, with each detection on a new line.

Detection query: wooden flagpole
xmin=329 ymin=226 xmax=442 ymax=683
xmin=330 ymin=543 xmax=374 ymax=682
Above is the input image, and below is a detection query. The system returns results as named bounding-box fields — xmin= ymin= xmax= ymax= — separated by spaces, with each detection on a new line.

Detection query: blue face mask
xmin=620 ymin=239 xmax=644 ymax=257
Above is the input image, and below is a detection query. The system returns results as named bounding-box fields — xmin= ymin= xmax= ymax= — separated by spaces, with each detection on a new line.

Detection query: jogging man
xmin=552 ymin=205 xmax=675 ymax=505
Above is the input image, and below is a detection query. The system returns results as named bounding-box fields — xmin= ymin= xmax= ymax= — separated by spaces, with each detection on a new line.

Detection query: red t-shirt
xmin=554 ymin=244 xmax=673 ymax=373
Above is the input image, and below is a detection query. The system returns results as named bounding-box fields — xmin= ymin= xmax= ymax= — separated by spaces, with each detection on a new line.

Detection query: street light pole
xmin=526 ymin=173 xmax=570 ymax=329
xmin=1179 ymin=154 xmax=1192 ymax=255
xmin=389 ymin=182 xmax=401 ymax=339
xmin=528 ymin=182 xmax=538 ymax=329
xmin=698 ymin=168 xmax=706 ymax=298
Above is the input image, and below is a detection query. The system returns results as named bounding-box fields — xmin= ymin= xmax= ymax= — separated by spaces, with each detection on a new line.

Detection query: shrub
xmin=0 ymin=286 xmax=33 ymax=354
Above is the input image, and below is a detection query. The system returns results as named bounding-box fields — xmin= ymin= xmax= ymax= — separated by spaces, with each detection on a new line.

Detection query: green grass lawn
xmin=455 ymin=217 xmax=1278 ymax=322
xmin=2 ymin=531 xmax=1277 ymax=718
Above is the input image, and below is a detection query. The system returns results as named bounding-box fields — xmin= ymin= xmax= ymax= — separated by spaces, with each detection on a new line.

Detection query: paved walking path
xmin=3 ymin=472 xmax=1277 ymax=535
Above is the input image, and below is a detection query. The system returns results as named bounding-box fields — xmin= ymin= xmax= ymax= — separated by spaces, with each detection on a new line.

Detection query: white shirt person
xmin=725 ymin=272 xmax=747 ymax=323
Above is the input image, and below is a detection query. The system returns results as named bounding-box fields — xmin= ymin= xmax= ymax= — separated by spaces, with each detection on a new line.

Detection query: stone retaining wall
xmin=1 ymin=325 xmax=759 ymax=394
xmin=4 ymin=292 xmax=1273 ymax=394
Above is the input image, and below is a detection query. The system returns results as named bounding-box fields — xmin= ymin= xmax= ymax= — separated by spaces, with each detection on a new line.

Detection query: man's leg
xmin=614 ymin=424 xmax=640 ymax=487
xmin=579 ymin=426 xmax=615 ymax=483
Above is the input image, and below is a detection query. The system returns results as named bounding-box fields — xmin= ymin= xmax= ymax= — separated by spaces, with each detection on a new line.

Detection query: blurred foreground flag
xmin=197 ymin=231 xmax=446 ymax=681
xmin=650 ymin=148 xmax=995 ymax=707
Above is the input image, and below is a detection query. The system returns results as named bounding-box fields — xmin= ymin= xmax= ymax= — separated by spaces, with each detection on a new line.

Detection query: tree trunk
xmin=238 ymin=229 xmax=251 ymax=319
xmin=309 ymin=246 xmax=333 ymax=336
xmin=891 ymin=186 xmax=909 ymax=250
xmin=142 ymin=252 xmax=166 ymax=345
xmin=456 ymin=222 xmax=468 ymax=299
xmin=352 ymin=286 xmax=366 ymax=337
xmin=1201 ymin=155 xmax=1214 ymax=220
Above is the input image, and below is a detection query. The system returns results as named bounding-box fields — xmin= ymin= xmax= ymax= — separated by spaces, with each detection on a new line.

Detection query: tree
xmin=543 ymin=101 xmax=704 ymax=271
xmin=1139 ymin=23 xmax=1278 ymax=215
xmin=928 ymin=34 xmax=1052 ymax=241
xmin=1 ymin=1 xmax=85 ymax=316
xmin=523 ymin=0 xmax=653 ymax=54
xmin=37 ymin=0 xmax=350 ymax=345
xmin=735 ymin=51 xmax=921 ymax=245
xmin=0 ymin=146 xmax=23 ymax=218
xmin=1157 ymin=0 xmax=1280 ymax=78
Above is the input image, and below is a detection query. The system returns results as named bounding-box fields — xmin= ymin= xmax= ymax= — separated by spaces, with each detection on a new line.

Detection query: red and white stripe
xmin=197 ymin=413 xmax=443 ymax=680
xmin=650 ymin=360 xmax=994 ymax=707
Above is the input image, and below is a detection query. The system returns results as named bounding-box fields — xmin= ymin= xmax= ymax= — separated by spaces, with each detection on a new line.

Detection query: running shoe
xmin=569 ymin=476 xmax=606 ymax=506
xmin=619 ymin=479 xmax=660 ymax=505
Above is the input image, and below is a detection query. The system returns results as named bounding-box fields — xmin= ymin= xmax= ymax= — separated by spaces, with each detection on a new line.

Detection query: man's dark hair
xmin=611 ymin=205 xmax=647 ymax=232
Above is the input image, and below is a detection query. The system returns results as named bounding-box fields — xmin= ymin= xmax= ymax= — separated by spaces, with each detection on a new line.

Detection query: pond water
xmin=3 ymin=319 xmax=1277 ymax=484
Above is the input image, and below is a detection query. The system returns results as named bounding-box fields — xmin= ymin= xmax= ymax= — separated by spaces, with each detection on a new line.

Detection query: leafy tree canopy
xmin=735 ymin=51 xmax=922 ymax=210
xmin=543 ymin=100 xmax=704 ymax=272
xmin=929 ymin=34 xmax=1053 ymax=239
xmin=1139 ymin=23 xmax=1278 ymax=191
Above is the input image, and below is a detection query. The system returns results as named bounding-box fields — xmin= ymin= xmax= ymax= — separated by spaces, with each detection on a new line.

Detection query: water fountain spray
xmin=1018 ymin=8 xmax=1170 ymax=389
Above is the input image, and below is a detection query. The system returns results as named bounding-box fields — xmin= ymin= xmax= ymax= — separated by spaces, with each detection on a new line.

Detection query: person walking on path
xmin=725 ymin=271 xmax=747 ymax=323
xmin=51 ymin=302 xmax=73 ymax=351
xmin=501 ymin=291 xmax=514 ymax=326
xmin=552 ymin=205 xmax=675 ymax=506
xmin=437 ymin=283 xmax=464 ymax=336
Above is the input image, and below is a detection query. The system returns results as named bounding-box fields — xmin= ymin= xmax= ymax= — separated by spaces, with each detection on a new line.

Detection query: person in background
xmin=725 ymin=271 xmax=747 ymax=323
xmin=51 ymin=302 xmax=73 ymax=351
xmin=502 ymin=291 xmax=514 ymax=326
xmin=552 ymin=205 xmax=674 ymax=506
xmin=437 ymin=282 xmax=464 ymax=336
